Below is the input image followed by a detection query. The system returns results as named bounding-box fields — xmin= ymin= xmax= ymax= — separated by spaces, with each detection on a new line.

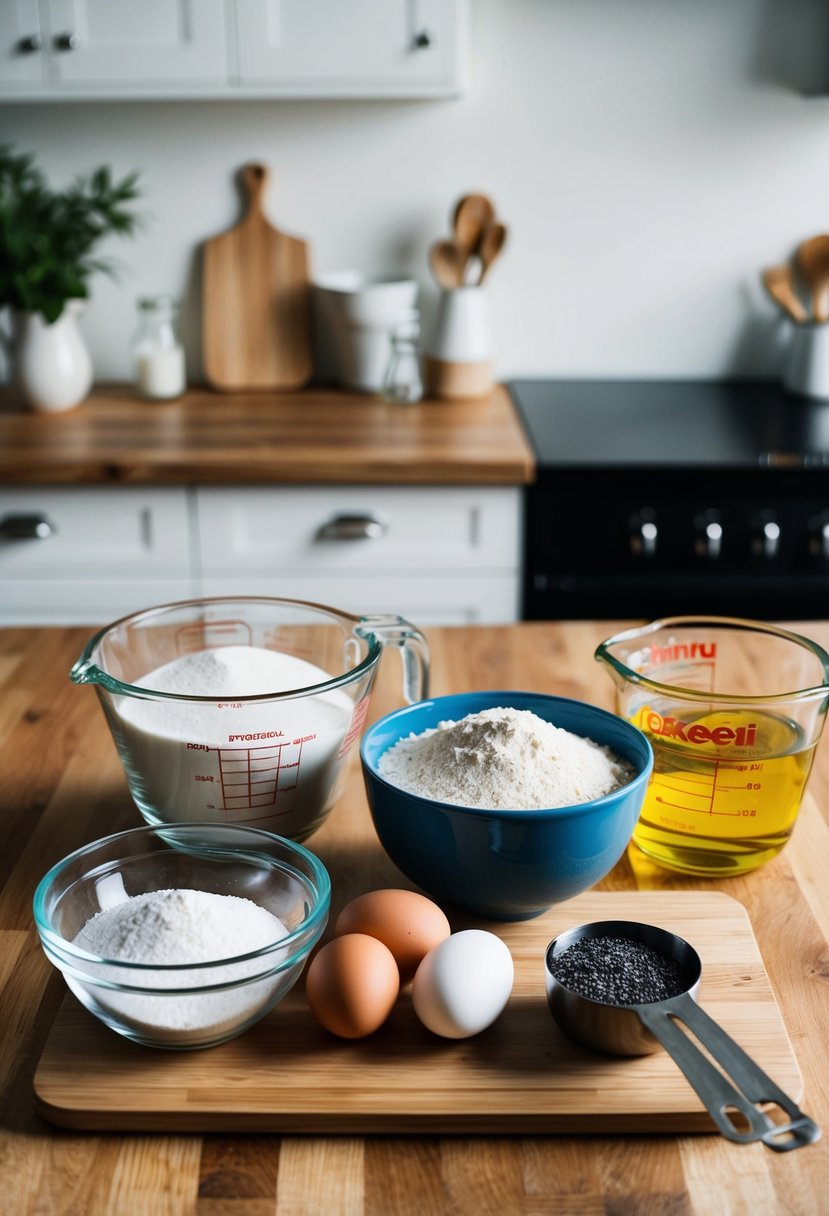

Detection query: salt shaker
xmin=383 ymin=308 xmax=423 ymax=404
xmin=131 ymin=296 xmax=186 ymax=400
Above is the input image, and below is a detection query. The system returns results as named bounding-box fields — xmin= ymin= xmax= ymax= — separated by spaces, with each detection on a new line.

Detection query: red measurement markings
xmin=216 ymin=739 xmax=304 ymax=822
xmin=654 ymin=759 xmax=758 ymax=818
xmin=337 ymin=696 xmax=372 ymax=761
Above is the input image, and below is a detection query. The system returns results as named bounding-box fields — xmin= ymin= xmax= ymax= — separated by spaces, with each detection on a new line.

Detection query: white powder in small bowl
xmin=377 ymin=706 xmax=635 ymax=810
xmin=69 ymin=888 xmax=291 ymax=1047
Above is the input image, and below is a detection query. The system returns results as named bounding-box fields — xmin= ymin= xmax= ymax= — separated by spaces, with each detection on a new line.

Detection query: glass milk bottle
xmin=382 ymin=309 xmax=423 ymax=403
xmin=131 ymin=296 xmax=186 ymax=400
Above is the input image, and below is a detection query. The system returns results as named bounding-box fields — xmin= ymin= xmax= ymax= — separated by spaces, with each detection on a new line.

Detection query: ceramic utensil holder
xmin=425 ymin=287 xmax=494 ymax=401
xmin=783 ymin=324 xmax=829 ymax=401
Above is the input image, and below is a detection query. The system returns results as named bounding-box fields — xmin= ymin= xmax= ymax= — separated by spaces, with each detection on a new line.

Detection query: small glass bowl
xmin=33 ymin=823 xmax=330 ymax=1050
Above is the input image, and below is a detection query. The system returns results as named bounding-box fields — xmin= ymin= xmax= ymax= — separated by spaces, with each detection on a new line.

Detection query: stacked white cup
xmin=314 ymin=272 xmax=418 ymax=394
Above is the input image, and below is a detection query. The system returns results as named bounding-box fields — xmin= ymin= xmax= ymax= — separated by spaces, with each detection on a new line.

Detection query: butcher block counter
xmin=0 ymin=384 xmax=533 ymax=626
xmin=2 ymin=620 xmax=829 ymax=1215
xmin=0 ymin=383 xmax=535 ymax=485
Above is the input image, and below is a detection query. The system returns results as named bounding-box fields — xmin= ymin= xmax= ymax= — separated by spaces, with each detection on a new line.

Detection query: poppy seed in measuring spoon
xmin=544 ymin=919 xmax=701 ymax=1058
xmin=548 ymin=934 xmax=689 ymax=1006
xmin=544 ymin=920 xmax=821 ymax=1151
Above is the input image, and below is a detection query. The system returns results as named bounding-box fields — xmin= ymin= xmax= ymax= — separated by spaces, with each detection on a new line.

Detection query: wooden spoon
xmin=761 ymin=264 xmax=808 ymax=324
xmin=478 ymin=222 xmax=507 ymax=284
xmin=452 ymin=193 xmax=495 ymax=281
xmin=796 ymin=234 xmax=829 ymax=323
xmin=429 ymin=238 xmax=467 ymax=290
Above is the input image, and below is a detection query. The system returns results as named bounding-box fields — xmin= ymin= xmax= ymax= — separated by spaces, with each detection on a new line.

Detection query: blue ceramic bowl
xmin=360 ymin=691 xmax=653 ymax=921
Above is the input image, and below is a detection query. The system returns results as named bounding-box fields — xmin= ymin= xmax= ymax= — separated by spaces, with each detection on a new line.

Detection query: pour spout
xmin=69 ymin=657 xmax=98 ymax=685
xmin=594 ymin=639 xmax=630 ymax=690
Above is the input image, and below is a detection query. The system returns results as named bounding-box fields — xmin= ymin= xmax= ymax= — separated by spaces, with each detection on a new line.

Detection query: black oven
xmin=510 ymin=379 xmax=829 ymax=620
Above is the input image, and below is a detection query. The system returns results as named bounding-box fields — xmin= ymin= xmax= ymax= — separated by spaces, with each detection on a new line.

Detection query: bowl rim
xmin=69 ymin=594 xmax=383 ymax=704
xmin=360 ymin=689 xmax=653 ymax=819
xmin=33 ymin=822 xmax=331 ymax=974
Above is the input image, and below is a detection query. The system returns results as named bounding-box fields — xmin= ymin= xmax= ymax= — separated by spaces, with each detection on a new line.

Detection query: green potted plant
xmin=0 ymin=144 xmax=142 ymax=412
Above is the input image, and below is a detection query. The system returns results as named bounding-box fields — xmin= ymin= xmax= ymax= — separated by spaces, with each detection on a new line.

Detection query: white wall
xmin=5 ymin=0 xmax=829 ymax=385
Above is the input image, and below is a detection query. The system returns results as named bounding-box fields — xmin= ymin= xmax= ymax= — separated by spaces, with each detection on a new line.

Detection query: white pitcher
xmin=16 ymin=300 xmax=94 ymax=413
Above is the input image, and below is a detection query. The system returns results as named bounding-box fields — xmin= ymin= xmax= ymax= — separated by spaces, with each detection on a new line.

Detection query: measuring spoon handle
xmin=636 ymin=993 xmax=820 ymax=1152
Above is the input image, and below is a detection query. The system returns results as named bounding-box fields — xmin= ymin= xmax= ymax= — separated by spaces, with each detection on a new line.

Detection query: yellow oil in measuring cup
xmin=629 ymin=706 xmax=817 ymax=875
xmin=596 ymin=617 xmax=829 ymax=877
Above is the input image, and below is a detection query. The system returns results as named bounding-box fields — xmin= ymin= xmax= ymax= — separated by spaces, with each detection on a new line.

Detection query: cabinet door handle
xmin=17 ymin=34 xmax=43 ymax=53
xmin=0 ymin=513 xmax=57 ymax=540
xmin=315 ymin=513 xmax=386 ymax=541
xmin=54 ymin=31 xmax=80 ymax=51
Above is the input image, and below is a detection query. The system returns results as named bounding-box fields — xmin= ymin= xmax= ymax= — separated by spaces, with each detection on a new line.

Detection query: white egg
xmin=412 ymin=929 xmax=514 ymax=1039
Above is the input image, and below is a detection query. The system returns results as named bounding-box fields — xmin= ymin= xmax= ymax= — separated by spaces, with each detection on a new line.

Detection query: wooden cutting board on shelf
xmin=32 ymin=891 xmax=803 ymax=1134
xmin=202 ymin=162 xmax=312 ymax=392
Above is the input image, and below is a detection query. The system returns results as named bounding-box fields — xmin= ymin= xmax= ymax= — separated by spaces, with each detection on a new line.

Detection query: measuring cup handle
xmin=358 ymin=615 xmax=430 ymax=704
xmin=637 ymin=994 xmax=821 ymax=1152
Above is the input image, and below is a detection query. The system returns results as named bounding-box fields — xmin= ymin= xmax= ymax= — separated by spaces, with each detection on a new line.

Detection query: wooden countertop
xmin=0 ymin=383 xmax=535 ymax=486
xmin=2 ymin=620 xmax=829 ymax=1213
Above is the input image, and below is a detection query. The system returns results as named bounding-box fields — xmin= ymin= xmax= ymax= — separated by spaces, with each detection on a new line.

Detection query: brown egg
xmin=334 ymin=888 xmax=451 ymax=983
xmin=305 ymin=933 xmax=400 ymax=1039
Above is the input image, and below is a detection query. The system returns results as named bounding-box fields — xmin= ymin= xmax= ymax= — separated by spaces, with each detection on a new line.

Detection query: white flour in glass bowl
xmin=70 ymin=887 xmax=290 ymax=1046
xmin=110 ymin=646 xmax=355 ymax=838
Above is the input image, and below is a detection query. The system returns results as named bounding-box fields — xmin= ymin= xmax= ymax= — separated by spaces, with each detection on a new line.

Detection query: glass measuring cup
xmin=595 ymin=617 xmax=829 ymax=876
xmin=71 ymin=597 xmax=429 ymax=842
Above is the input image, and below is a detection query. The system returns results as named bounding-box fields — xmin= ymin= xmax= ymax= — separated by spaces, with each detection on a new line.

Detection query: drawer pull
xmin=54 ymin=31 xmax=81 ymax=51
xmin=316 ymin=513 xmax=386 ymax=542
xmin=0 ymin=513 xmax=57 ymax=541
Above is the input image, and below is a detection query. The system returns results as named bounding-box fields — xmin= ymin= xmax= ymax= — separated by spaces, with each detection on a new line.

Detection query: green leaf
xmin=0 ymin=143 xmax=144 ymax=318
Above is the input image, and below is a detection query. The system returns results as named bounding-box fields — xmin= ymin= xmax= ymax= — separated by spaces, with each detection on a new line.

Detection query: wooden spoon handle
xmin=429 ymin=239 xmax=465 ymax=290
xmin=478 ymin=222 xmax=507 ymax=285
xmin=761 ymin=267 xmax=808 ymax=324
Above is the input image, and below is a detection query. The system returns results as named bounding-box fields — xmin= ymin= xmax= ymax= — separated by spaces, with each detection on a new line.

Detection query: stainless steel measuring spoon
xmin=544 ymin=919 xmax=821 ymax=1152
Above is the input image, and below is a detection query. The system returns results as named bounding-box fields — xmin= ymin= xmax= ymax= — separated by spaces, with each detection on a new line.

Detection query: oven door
xmin=522 ymin=467 xmax=829 ymax=620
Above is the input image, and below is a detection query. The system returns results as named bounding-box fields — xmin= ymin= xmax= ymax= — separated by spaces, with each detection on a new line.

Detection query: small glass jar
xmin=131 ymin=296 xmax=186 ymax=401
xmin=383 ymin=308 xmax=423 ymax=404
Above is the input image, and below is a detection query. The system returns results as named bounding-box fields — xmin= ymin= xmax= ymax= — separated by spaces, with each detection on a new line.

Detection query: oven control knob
xmin=807 ymin=511 xmax=829 ymax=560
xmin=629 ymin=509 xmax=657 ymax=557
xmin=693 ymin=509 xmax=723 ymax=560
xmin=751 ymin=510 xmax=781 ymax=559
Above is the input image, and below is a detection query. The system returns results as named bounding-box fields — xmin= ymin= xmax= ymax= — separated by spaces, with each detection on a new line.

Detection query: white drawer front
xmin=0 ymin=488 xmax=192 ymax=579
xmin=199 ymin=573 xmax=520 ymax=625
xmin=3 ymin=580 xmax=198 ymax=627
xmin=195 ymin=487 xmax=521 ymax=575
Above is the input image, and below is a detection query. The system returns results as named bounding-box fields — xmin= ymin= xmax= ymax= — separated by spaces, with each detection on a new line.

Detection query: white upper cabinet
xmin=0 ymin=0 xmax=45 ymax=87
xmin=235 ymin=0 xmax=466 ymax=97
xmin=0 ymin=0 xmax=228 ymax=95
xmin=0 ymin=0 xmax=468 ymax=100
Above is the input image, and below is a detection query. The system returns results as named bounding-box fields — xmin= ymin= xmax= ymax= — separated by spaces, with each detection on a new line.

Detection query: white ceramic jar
xmin=424 ymin=287 xmax=494 ymax=401
xmin=16 ymin=301 xmax=93 ymax=413
xmin=783 ymin=324 xmax=829 ymax=401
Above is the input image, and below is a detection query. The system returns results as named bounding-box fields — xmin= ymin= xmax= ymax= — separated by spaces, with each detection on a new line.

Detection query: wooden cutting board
xmin=202 ymin=162 xmax=312 ymax=392
xmin=33 ymin=891 xmax=803 ymax=1134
